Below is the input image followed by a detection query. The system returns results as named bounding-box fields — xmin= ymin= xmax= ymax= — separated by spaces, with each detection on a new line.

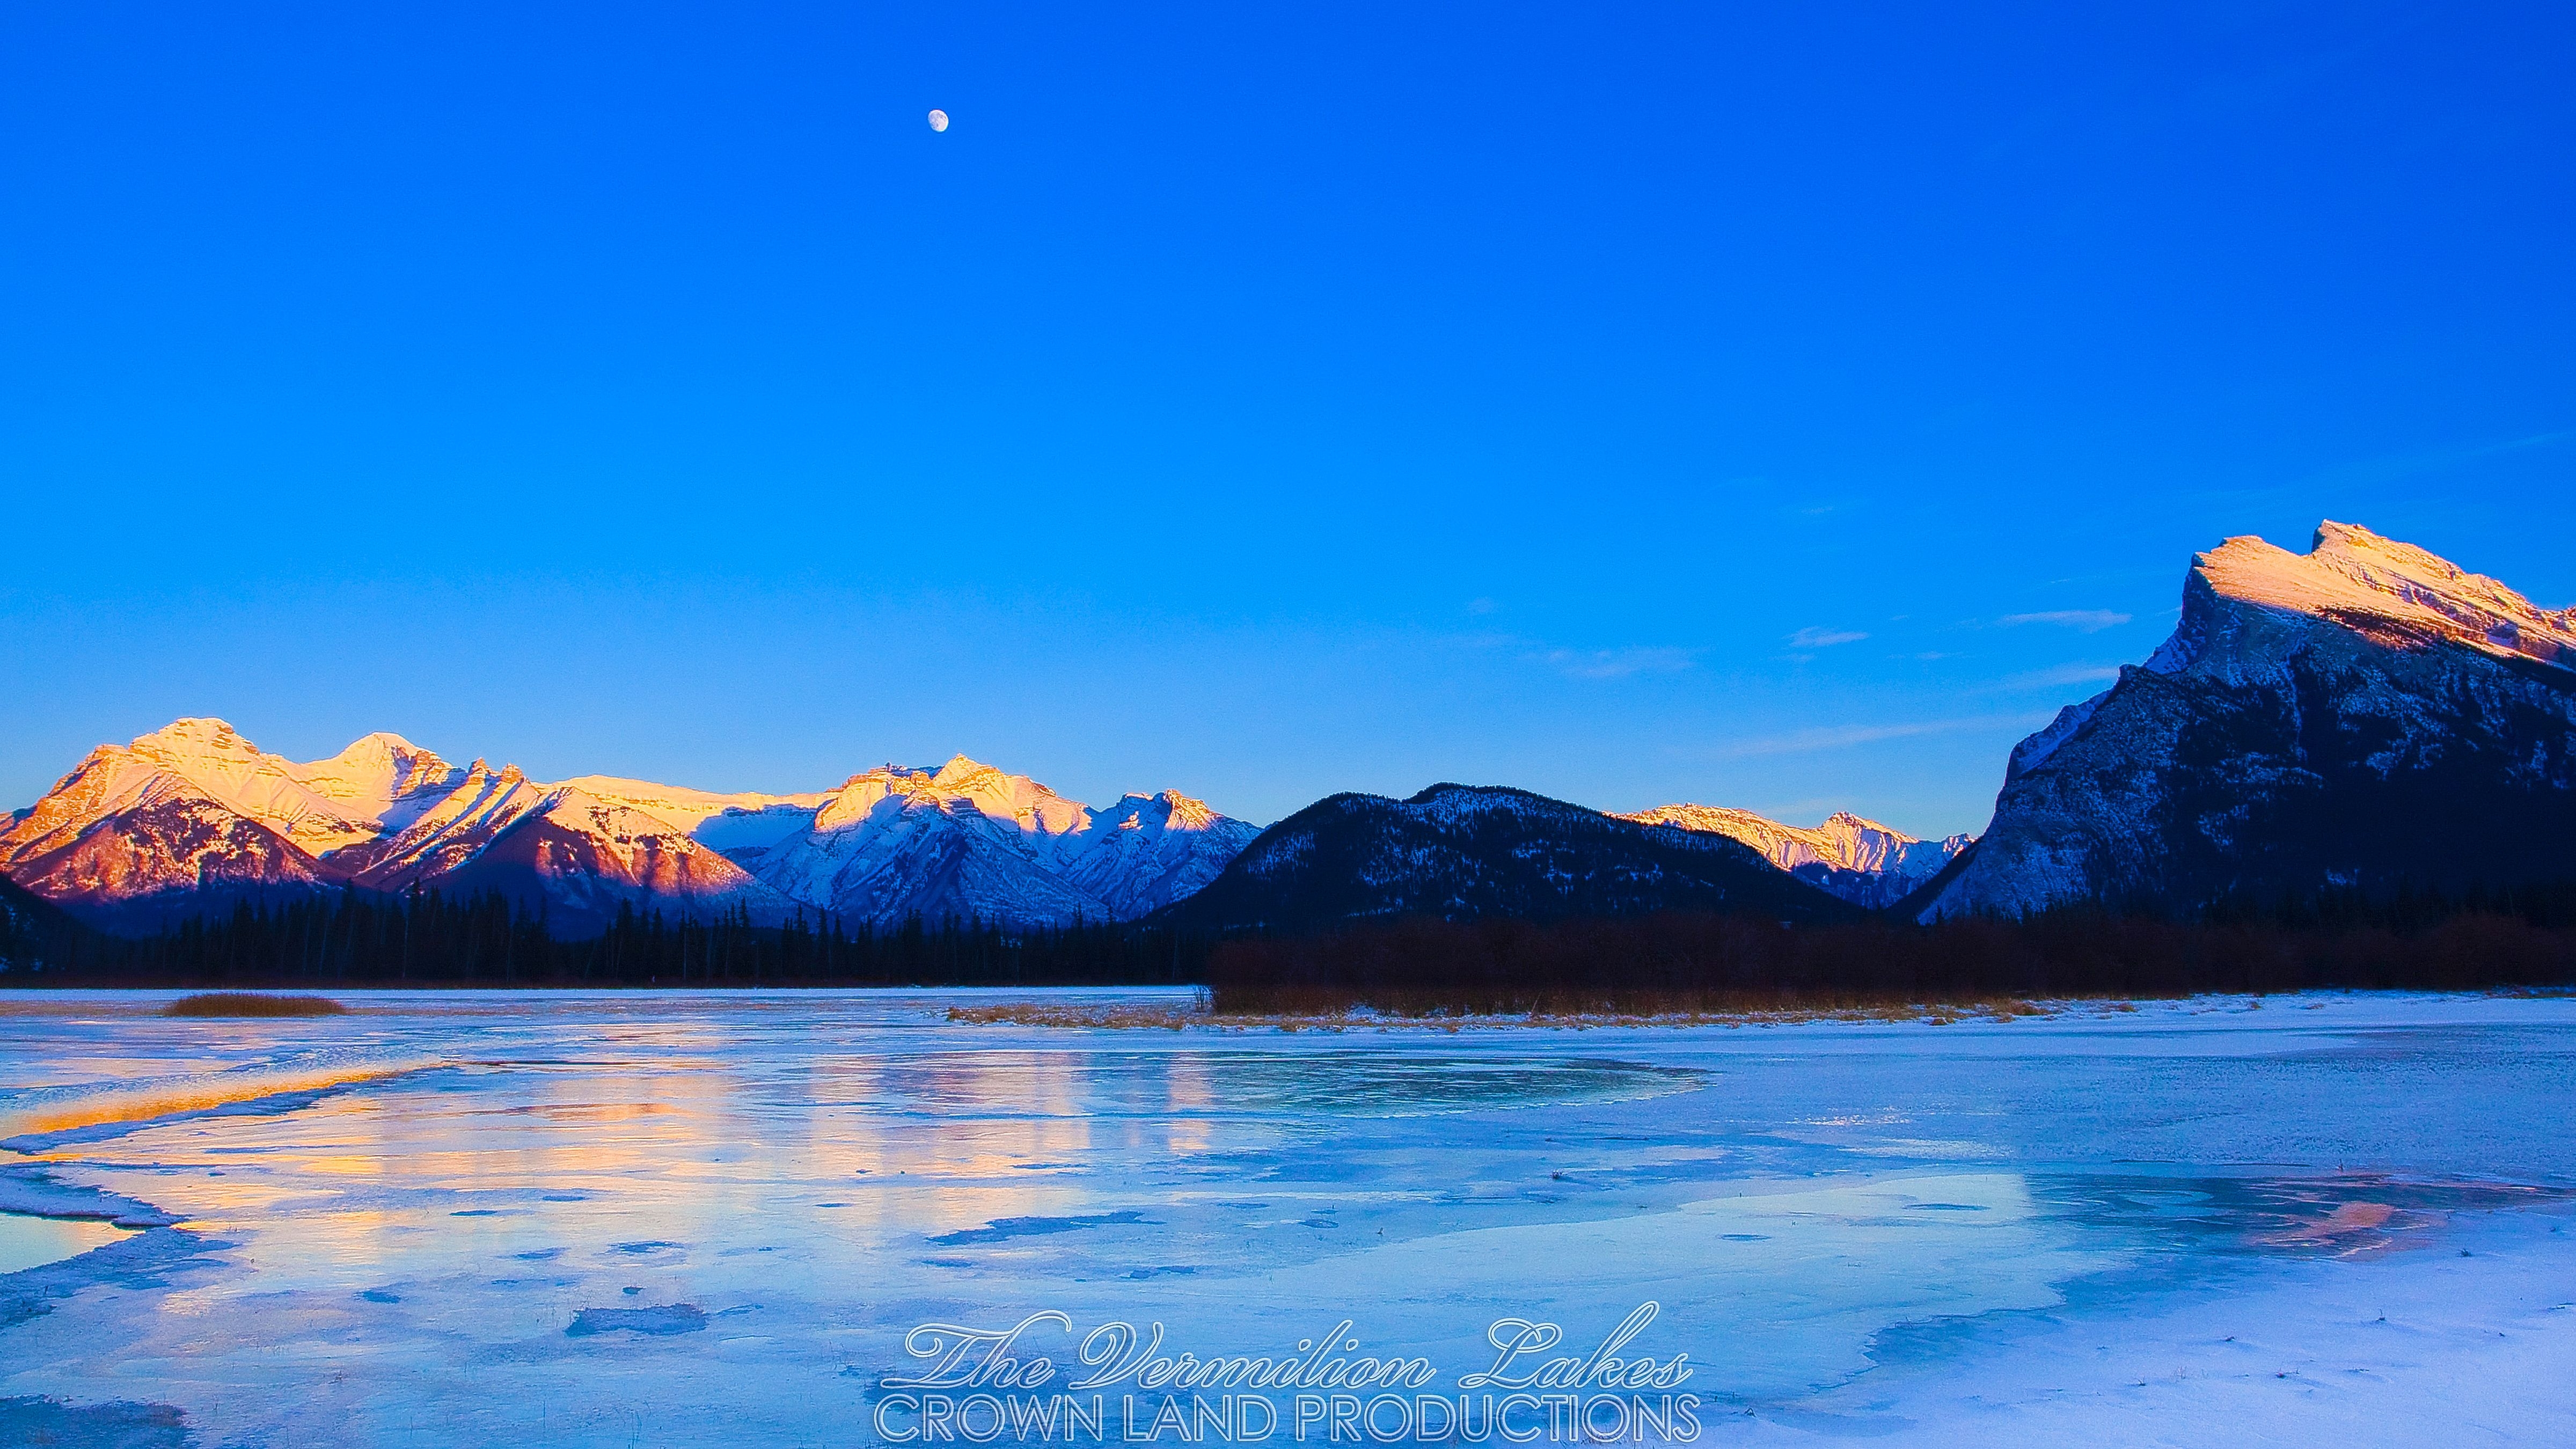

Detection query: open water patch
xmin=0 ymin=1212 xmax=135 ymax=1277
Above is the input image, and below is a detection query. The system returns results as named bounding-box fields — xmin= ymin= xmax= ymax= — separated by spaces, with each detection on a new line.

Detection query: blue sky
xmin=3 ymin=3 xmax=2570 ymax=836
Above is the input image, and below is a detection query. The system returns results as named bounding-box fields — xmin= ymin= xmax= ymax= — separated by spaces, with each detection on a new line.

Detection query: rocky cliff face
xmin=1923 ymin=523 xmax=2576 ymax=919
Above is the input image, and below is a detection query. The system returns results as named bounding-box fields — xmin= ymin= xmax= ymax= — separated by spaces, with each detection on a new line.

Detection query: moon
xmin=927 ymin=109 xmax=949 ymax=133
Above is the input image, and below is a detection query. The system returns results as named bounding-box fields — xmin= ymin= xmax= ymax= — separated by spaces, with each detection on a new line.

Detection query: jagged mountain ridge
xmin=1160 ymin=783 xmax=1860 ymax=931
xmin=1618 ymin=803 xmax=1970 ymax=908
xmin=0 ymin=720 xmax=459 ymax=869
xmin=0 ymin=722 xmax=1257 ymax=935
xmin=1925 ymin=522 xmax=2576 ymax=919
xmin=748 ymin=757 xmax=1259 ymax=927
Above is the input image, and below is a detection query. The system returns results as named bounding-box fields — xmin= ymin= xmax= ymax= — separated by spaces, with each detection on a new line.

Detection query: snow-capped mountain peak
xmin=810 ymin=757 xmax=1088 ymax=838
xmin=128 ymin=716 xmax=257 ymax=762
xmin=1929 ymin=522 xmax=2576 ymax=920
xmin=18 ymin=718 xmax=466 ymax=860
xmin=1137 ymin=789 xmax=1220 ymax=832
xmin=751 ymin=758 xmax=1260 ymax=925
xmin=546 ymin=775 xmax=829 ymax=836
xmin=294 ymin=733 xmax=463 ymax=830
xmin=2149 ymin=522 xmax=2576 ymax=679
xmin=1617 ymin=802 xmax=1968 ymax=907
xmin=930 ymin=753 xmax=995 ymax=787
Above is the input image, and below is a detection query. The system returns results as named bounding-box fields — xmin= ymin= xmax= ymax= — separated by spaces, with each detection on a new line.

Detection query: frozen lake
xmin=3 ymin=989 xmax=2574 ymax=1446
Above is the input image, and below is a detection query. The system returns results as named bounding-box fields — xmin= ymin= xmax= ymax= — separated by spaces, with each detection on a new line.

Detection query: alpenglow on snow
xmin=0 ymin=722 xmax=1258 ymax=935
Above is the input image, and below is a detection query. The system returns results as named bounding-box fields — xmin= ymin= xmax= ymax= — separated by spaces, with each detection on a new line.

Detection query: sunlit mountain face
xmin=0 ymin=724 xmax=1256 ymax=936
xmin=1616 ymin=804 xmax=1970 ymax=909
xmin=1924 ymin=522 xmax=2576 ymax=920
xmin=0 ymin=720 xmax=1957 ymax=940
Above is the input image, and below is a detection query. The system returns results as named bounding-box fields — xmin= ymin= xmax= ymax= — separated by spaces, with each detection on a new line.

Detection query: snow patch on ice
xmin=0 ymin=1049 xmax=444 ymax=1143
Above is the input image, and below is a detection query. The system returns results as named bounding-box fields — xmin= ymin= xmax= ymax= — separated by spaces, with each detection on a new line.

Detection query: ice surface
xmin=0 ymin=990 xmax=2572 ymax=1445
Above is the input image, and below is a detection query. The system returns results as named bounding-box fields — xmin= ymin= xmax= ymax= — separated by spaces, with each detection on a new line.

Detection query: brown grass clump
xmin=162 ymin=992 xmax=348 ymax=1018
xmin=948 ymin=1002 xmax=1200 ymax=1029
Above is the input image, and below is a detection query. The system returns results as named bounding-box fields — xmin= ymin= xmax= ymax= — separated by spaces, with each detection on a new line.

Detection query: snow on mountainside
xmin=0 ymin=719 xmax=461 ymax=868
xmin=1926 ymin=523 xmax=2576 ymax=920
xmin=1619 ymin=804 xmax=1970 ymax=909
xmin=750 ymin=756 xmax=1261 ymax=927
xmin=547 ymin=777 xmax=831 ymax=840
xmin=426 ymin=786 xmax=796 ymax=935
xmin=0 ymin=726 xmax=1256 ymax=935
xmin=1059 ymin=790 xmax=1262 ymax=918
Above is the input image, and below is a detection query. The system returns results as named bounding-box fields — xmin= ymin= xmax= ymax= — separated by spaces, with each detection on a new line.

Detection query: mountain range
xmin=0 ymin=723 xmax=1259 ymax=935
xmin=7 ymin=521 xmax=2565 ymax=940
xmin=1615 ymin=805 xmax=1969 ymax=908
xmin=1 ymin=736 xmax=1957 ymax=939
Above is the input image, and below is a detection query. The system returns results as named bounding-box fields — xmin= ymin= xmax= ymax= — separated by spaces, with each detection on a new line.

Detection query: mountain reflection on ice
xmin=0 ymin=989 xmax=2572 ymax=1446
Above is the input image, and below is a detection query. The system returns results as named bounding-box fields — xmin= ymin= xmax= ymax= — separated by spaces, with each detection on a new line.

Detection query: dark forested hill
xmin=1160 ymin=783 xmax=1859 ymax=933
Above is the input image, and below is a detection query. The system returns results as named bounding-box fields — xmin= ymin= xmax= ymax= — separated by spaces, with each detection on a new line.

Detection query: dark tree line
xmin=10 ymin=875 xmax=2576 ymax=1005
xmin=0 ymin=885 xmax=1206 ymax=988
xmin=1204 ymin=881 xmax=2576 ymax=1015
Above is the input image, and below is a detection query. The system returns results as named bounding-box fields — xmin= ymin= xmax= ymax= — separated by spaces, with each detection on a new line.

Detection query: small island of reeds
xmin=162 ymin=992 xmax=348 ymax=1018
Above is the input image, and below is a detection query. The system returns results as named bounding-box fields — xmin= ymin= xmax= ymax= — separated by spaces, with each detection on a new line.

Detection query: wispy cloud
xmin=1788 ymin=626 xmax=1869 ymax=648
xmin=1457 ymin=631 xmax=1698 ymax=680
xmin=1540 ymin=646 xmax=1697 ymax=680
xmin=1999 ymin=610 xmax=2132 ymax=632
xmin=1998 ymin=663 xmax=2123 ymax=691
xmin=1465 ymin=597 xmax=1498 ymax=616
xmin=1715 ymin=712 xmax=2052 ymax=759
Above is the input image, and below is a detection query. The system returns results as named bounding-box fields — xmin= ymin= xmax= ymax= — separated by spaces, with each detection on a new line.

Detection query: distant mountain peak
xmin=1617 ymin=802 xmax=1968 ymax=908
xmin=1153 ymin=791 xmax=1220 ymax=830
xmin=763 ymin=755 xmax=1256 ymax=925
xmin=335 ymin=729 xmax=426 ymax=754
xmin=931 ymin=753 xmax=997 ymax=784
xmin=130 ymin=716 xmax=259 ymax=762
